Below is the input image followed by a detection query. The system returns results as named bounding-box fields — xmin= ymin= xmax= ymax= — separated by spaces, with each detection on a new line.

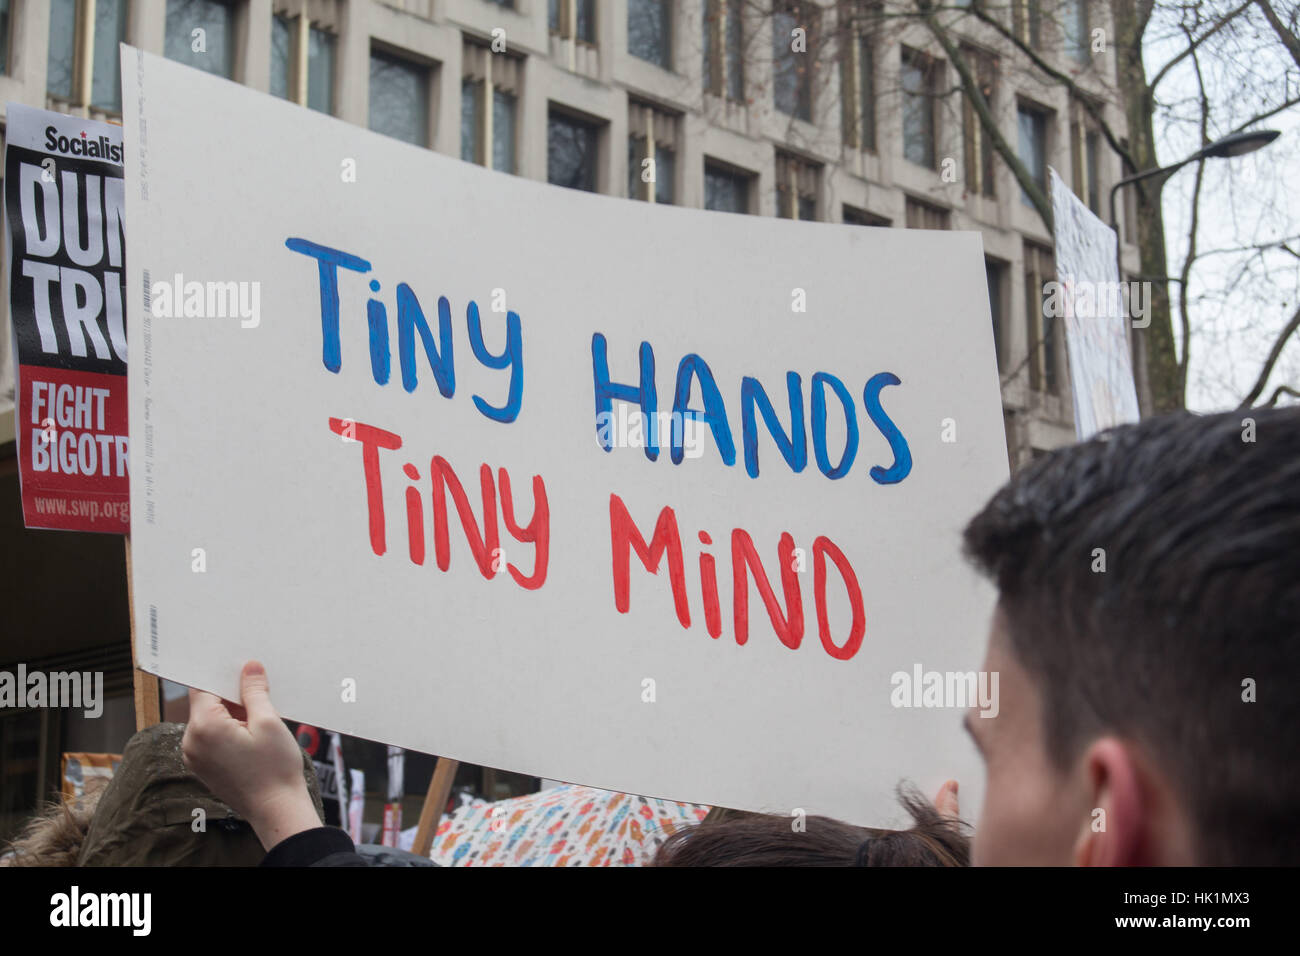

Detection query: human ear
xmin=1072 ymin=738 xmax=1146 ymax=866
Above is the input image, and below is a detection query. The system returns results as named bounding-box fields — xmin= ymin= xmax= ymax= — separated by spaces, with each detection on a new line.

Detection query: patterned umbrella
xmin=429 ymin=784 xmax=710 ymax=866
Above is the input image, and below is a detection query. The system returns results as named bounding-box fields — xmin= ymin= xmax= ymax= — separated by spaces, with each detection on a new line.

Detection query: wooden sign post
xmin=125 ymin=538 xmax=160 ymax=730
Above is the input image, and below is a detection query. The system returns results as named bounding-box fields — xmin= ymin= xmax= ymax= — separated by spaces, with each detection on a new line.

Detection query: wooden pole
xmin=411 ymin=757 xmax=459 ymax=857
xmin=124 ymin=537 xmax=160 ymax=729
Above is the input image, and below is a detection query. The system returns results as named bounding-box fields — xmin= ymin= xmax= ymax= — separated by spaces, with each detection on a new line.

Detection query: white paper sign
xmin=123 ymin=49 xmax=1008 ymax=826
xmin=1049 ymin=168 xmax=1141 ymax=439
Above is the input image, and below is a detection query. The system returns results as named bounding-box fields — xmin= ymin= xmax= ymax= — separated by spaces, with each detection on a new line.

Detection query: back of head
xmin=77 ymin=722 xmax=325 ymax=866
xmin=652 ymin=788 xmax=969 ymax=866
xmin=963 ymin=407 xmax=1300 ymax=865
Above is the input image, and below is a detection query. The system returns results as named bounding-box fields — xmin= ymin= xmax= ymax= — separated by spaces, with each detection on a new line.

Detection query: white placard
xmin=123 ymin=49 xmax=1008 ymax=826
xmin=1049 ymin=167 xmax=1141 ymax=438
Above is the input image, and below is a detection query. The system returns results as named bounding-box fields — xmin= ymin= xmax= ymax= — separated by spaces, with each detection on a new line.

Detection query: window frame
xmin=900 ymin=46 xmax=939 ymax=170
xmin=48 ymin=0 xmax=132 ymax=112
xmin=703 ymin=0 xmax=745 ymax=101
xmin=627 ymin=101 xmax=678 ymax=204
xmin=842 ymin=204 xmax=891 ymax=227
xmin=627 ymin=0 xmax=673 ymax=70
xmin=164 ymin=0 xmax=237 ymax=81
xmin=272 ymin=10 xmax=337 ymax=115
xmin=462 ymin=40 xmax=521 ymax=174
xmin=773 ymin=0 xmax=817 ymax=123
xmin=960 ymin=44 xmax=997 ymax=198
xmin=703 ymin=158 xmax=754 ymax=215
xmin=1016 ymin=99 xmax=1051 ymax=208
xmin=841 ymin=16 xmax=877 ymax=151
xmin=368 ymin=45 xmax=435 ymax=148
xmin=547 ymin=105 xmax=605 ymax=193
xmin=1023 ymin=241 xmax=1060 ymax=395
xmin=550 ymin=0 xmax=597 ymax=45
xmin=775 ymin=150 xmax=820 ymax=221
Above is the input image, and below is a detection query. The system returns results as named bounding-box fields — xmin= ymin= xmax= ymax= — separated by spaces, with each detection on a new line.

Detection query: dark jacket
xmin=261 ymin=828 xmax=438 ymax=867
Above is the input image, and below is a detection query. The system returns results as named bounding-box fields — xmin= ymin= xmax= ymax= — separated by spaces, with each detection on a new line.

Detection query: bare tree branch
xmin=1254 ymin=0 xmax=1300 ymax=71
xmin=1239 ymin=304 xmax=1300 ymax=408
xmin=1264 ymin=385 xmax=1300 ymax=406
xmin=1148 ymin=1 xmax=1254 ymax=93
xmin=917 ymin=2 xmax=1053 ymax=228
xmin=967 ymin=0 xmax=1137 ymax=170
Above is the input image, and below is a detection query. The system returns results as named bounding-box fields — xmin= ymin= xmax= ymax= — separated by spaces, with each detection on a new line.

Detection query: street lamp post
xmin=1105 ymin=129 xmax=1279 ymax=414
xmin=1108 ymin=129 xmax=1281 ymax=282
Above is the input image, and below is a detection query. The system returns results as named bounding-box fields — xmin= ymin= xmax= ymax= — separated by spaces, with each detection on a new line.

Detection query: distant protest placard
xmin=1049 ymin=167 xmax=1140 ymax=439
xmin=4 ymin=104 xmax=129 ymax=532
xmin=123 ymin=49 xmax=1009 ymax=825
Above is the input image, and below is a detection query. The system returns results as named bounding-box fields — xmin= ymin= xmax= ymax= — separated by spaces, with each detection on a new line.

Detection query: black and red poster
xmin=5 ymin=103 xmax=128 ymax=532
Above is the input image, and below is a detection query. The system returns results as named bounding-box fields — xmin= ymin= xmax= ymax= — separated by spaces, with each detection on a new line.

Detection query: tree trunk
xmin=1112 ymin=0 xmax=1185 ymax=413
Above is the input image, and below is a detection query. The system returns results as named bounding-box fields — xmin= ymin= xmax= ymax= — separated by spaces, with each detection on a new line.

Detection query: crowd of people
xmin=6 ymin=407 xmax=1297 ymax=866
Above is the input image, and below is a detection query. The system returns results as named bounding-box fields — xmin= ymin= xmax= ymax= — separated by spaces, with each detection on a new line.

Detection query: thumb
xmin=240 ymin=661 xmax=277 ymax=723
xmin=934 ymin=779 xmax=960 ymax=819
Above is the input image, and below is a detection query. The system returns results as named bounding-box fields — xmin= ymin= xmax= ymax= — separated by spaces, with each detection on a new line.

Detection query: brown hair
xmin=651 ymin=787 xmax=969 ymax=866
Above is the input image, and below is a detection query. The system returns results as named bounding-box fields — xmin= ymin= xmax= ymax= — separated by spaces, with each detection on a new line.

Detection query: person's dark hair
xmin=963 ymin=407 xmax=1300 ymax=865
xmin=651 ymin=787 xmax=969 ymax=866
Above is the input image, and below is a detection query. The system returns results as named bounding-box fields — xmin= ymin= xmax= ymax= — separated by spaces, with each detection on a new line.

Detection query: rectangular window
xmin=842 ymin=27 xmax=876 ymax=150
xmin=271 ymin=15 xmax=291 ymax=99
xmin=1121 ymin=157 xmax=1138 ymax=242
xmin=369 ymin=49 xmax=431 ymax=147
xmin=704 ymin=160 xmax=751 ymax=214
xmin=961 ymin=46 xmax=996 ymax=197
xmin=307 ymin=27 xmax=336 ymax=114
xmin=92 ymin=0 xmax=129 ymax=110
xmin=48 ymin=0 xmax=129 ymax=111
xmin=776 ymin=152 xmax=819 ymax=220
xmin=986 ymin=258 xmax=1007 ymax=370
xmin=901 ymin=48 xmax=937 ymax=169
xmin=462 ymin=43 xmax=520 ymax=174
xmin=492 ymin=89 xmax=517 ymax=175
xmin=703 ymin=0 xmax=744 ymax=100
xmin=628 ymin=0 xmax=671 ymax=68
xmin=550 ymin=0 xmax=596 ymax=43
xmin=0 ymin=0 xmax=10 ymax=75
xmin=165 ymin=0 xmax=235 ymax=78
xmin=904 ymin=196 xmax=950 ymax=230
xmin=724 ymin=0 xmax=743 ymax=100
xmin=548 ymin=109 xmax=602 ymax=192
xmin=1071 ymin=100 xmax=1103 ymax=214
xmin=1012 ymin=0 xmax=1042 ymax=49
xmin=773 ymin=2 xmax=814 ymax=121
xmin=461 ymin=78 xmax=481 ymax=164
xmin=1085 ymin=130 xmax=1101 ymax=213
xmin=627 ymin=102 xmax=677 ymax=204
xmin=272 ymin=15 xmax=336 ymax=114
xmin=1064 ymin=0 xmax=1090 ymax=64
xmin=843 ymin=205 xmax=890 ymax=227
xmin=1024 ymin=242 xmax=1059 ymax=393
xmin=48 ymin=0 xmax=79 ymax=99
xmin=1017 ymin=103 xmax=1049 ymax=207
